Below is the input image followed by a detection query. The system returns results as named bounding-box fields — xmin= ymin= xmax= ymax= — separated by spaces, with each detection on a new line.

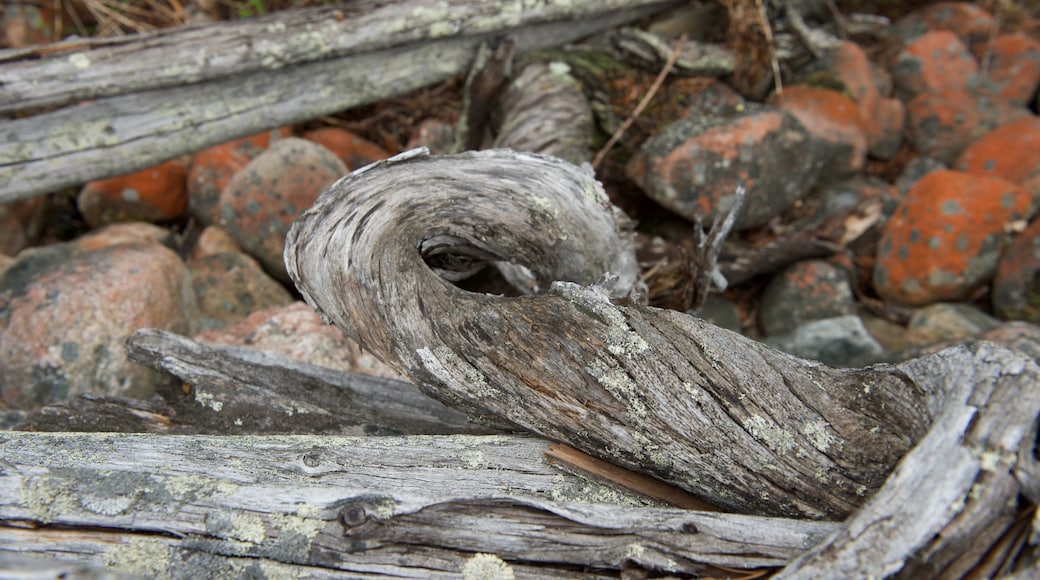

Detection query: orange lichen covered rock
xmin=906 ymin=89 xmax=1031 ymax=164
xmin=892 ymin=30 xmax=979 ymax=99
xmin=955 ymin=117 xmax=1040 ymax=193
xmin=774 ymin=85 xmax=867 ymax=176
xmin=874 ymin=170 xmax=1033 ymax=306
xmin=77 ymin=159 xmax=189 ymax=227
xmin=983 ymin=33 xmax=1040 ymax=106
xmin=829 ymin=41 xmax=905 ymax=159
xmin=302 ymin=127 xmax=390 ymax=170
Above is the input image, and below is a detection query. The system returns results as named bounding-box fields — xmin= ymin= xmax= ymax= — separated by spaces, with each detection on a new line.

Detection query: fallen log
xmin=285 ymin=147 xmax=1040 ymax=575
xmin=0 ymin=0 xmax=681 ymax=203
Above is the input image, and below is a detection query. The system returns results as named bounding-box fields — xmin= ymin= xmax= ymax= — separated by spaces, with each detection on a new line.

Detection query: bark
xmin=0 ymin=432 xmax=839 ymax=578
xmin=0 ymin=0 xmax=681 ymax=203
xmin=284 ymin=147 xmax=1040 ymax=574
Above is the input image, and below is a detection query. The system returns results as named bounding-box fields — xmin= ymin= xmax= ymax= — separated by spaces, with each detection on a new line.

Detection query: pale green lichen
xmin=625 ymin=543 xmax=646 ymax=560
xmin=802 ymin=420 xmax=839 ymax=453
xmin=462 ymin=553 xmax=515 ymax=580
xmin=230 ymin=512 xmax=267 ymax=544
xmin=103 ymin=537 xmax=171 ymax=578
xmin=194 ymin=389 xmax=223 ymax=412
xmin=68 ymin=53 xmax=91 ymax=70
xmin=742 ymin=415 xmax=796 ymax=455
xmin=596 ymin=366 xmax=647 ymax=418
xmin=461 ymin=449 xmax=487 ymax=469
xmin=416 ymin=347 xmax=497 ymax=398
xmin=21 ymin=477 xmax=78 ymax=524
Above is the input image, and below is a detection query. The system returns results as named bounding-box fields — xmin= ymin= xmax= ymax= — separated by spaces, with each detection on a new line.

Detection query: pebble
xmin=983 ymin=33 xmax=1040 ymax=106
xmin=0 ymin=198 xmax=45 ymax=256
xmin=194 ymin=302 xmax=403 ymax=380
xmin=891 ymin=30 xmax=979 ymax=100
xmin=627 ymin=103 xmax=824 ymax=230
xmin=906 ymin=88 xmax=1031 ymax=164
xmin=407 ymin=119 xmax=457 ymax=154
xmin=774 ymin=85 xmax=867 ymax=178
xmin=303 ymin=127 xmax=390 ymax=170
xmin=217 ymin=137 xmax=347 ymax=281
xmin=826 ymin=41 xmax=904 ymax=159
xmin=0 ymin=240 xmax=197 ymax=410
xmin=73 ymin=222 xmax=173 ymax=251
xmin=187 ymin=128 xmax=291 ymax=225
xmin=977 ymin=322 xmax=1040 ymax=361
xmin=992 ymin=217 xmax=1040 ymax=323
xmin=874 ymin=170 xmax=1033 ymax=306
xmin=888 ymin=2 xmax=996 ymax=49
xmin=190 ymin=225 xmax=242 ymax=260
xmin=759 ymin=260 xmax=856 ymax=337
xmin=187 ymin=251 xmax=293 ymax=332
xmin=763 ymin=315 xmax=886 ymax=368
xmin=77 ymin=158 xmax=189 ymax=228
xmin=955 ymin=117 xmax=1040 ymax=193
xmin=906 ymin=302 xmax=1002 ymax=343
xmin=894 ymin=156 xmax=947 ymax=196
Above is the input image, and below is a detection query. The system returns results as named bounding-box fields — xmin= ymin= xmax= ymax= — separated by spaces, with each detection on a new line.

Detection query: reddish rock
xmin=188 ymin=251 xmax=293 ymax=331
xmin=195 ymin=302 xmax=403 ymax=380
xmin=983 ymin=33 xmax=1040 ymax=106
xmin=992 ymin=217 xmax=1040 ymax=323
xmin=906 ymin=89 xmax=1032 ymax=164
xmin=77 ymin=159 xmax=189 ymax=227
xmin=627 ymin=105 xmax=823 ymax=230
xmin=774 ymin=85 xmax=867 ymax=177
xmin=187 ymin=128 xmax=291 ymax=225
xmin=873 ymin=170 xmax=1033 ymax=306
xmin=73 ymin=222 xmax=172 ymax=252
xmin=218 ymin=138 xmax=347 ymax=281
xmin=759 ymin=259 xmax=856 ymax=336
xmin=407 ymin=119 xmax=457 ymax=154
xmin=0 ymin=242 xmax=197 ymax=410
xmin=1 ymin=2 xmax=56 ymax=47
xmin=303 ymin=127 xmax=390 ymax=170
xmin=829 ymin=41 xmax=905 ymax=159
xmin=955 ymin=117 xmax=1040 ymax=192
xmin=190 ymin=225 xmax=242 ymax=260
xmin=892 ymin=30 xmax=979 ymax=99
xmin=0 ymin=197 xmax=45 ymax=256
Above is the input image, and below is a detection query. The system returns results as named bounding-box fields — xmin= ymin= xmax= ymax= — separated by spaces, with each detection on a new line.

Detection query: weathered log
xmin=284 ymin=148 xmax=1040 ymax=574
xmin=0 ymin=0 xmax=681 ymax=203
xmin=0 ymin=432 xmax=840 ymax=578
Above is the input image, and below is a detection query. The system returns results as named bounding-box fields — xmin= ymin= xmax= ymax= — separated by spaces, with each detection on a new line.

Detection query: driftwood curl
xmin=285 ymin=149 xmax=1040 ymax=573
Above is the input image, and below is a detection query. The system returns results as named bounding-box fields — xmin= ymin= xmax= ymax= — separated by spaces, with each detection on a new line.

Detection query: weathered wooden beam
xmin=0 ymin=0 xmax=681 ymax=203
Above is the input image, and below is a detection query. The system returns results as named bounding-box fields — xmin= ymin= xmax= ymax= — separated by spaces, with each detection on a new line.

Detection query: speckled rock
xmin=194 ymin=302 xmax=403 ymax=380
xmin=828 ymin=41 xmax=904 ymax=159
xmin=892 ymin=30 xmax=979 ymax=100
xmin=763 ymin=315 xmax=886 ymax=368
xmin=303 ymin=127 xmax=390 ymax=170
xmin=906 ymin=88 xmax=1031 ymax=164
xmin=73 ymin=222 xmax=173 ymax=251
xmin=907 ymin=302 xmax=1002 ymax=343
xmin=889 ymin=2 xmax=996 ymax=49
xmin=992 ymin=217 xmax=1040 ymax=323
xmin=627 ymin=104 xmax=824 ymax=230
xmin=874 ymin=170 xmax=1033 ymax=306
xmin=895 ymin=156 xmax=947 ymax=196
xmin=187 ymin=128 xmax=291 ymax=225
xmin=955 ymin=117 xmax=1040 ymax=195
xmin=697 ymin=295 xmax=742 ymax=332
xmin=774 ymin=85 xmax=867 ymax=178
xmin=218 ymin=137 xmax=347 ymax=281
xmin=189 ymin=225 xmax=242 ymax=260
xmin=187 ymin=251 xmax=294 ymax=332
xmin=982 ymin=33 xmax=1040 ymax=106
xmin=77 ymin=158 xmax=189 ymax=228
xmin=407 ymin=119 xmax=457 ymax=154
xmin=759 ymin=260 xmax=856 ymax=336
xmin=977 ymin=321 xmax=1040 ymax=361
xmin=0 ymin=241 xmax=197 ymax=410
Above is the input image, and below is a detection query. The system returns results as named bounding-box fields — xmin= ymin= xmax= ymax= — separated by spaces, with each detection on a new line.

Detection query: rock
xmin=874 ymin=170 xmax=1033 ymax=306
xmin=980 ymin=33 xmax=1040 ymax=106
xmin=889 ymin=2 xmax=996 ymax=49
xmin=407 ymin=119 xmax=457 ymax=154
xmin=0 ymin=241 xmax=197 ymax=410
xmin=302 ymin=127 xmax=390 ymax=170
xmin=187 ymin=128 xmax=291 ymax=225
xmin=907 ymin=302 xmax=1002 ymax=343
xmin=73 ymin=222 xmax=173 ymax=251
xmin=1 ymin=2 xmax=56 ymax=47
xmin=189 ymin=225 xmax=242 ymax=260
xmin=697 ymin=294 xmax=742 ymax=332
xmin=759 ymin=260 xmax=856 ymax=336
xmin=891 ymin=30 xmax=979 ymax=100
xmin=0 ymin=197 xmax=45 ymax=256
xmin=858 ymin=309 xmax=933 ymax=354
xmin=194 ymin=302 xmax=403 ymax=380
xmin=763 ymin=315 xmax=886 ymax=368
xmin=977 ymin=321 xmax=1040 ymax=361
xmin=187 ymin=251 xmax=294 ymax=332
xmin=77 ymin=158 xmax=189 ymax=228
xmin=894 ymin=156 xmax=947 ymax=196
xmin=955 ymin=117 xmax=1040 ymax=195
xmin=773 ymin=85 xmax=867 ymax=178
xmin=827 ymin=41 xmax=904 ymax=159
xmin=906 ymin=89 xmax=1031 ymax=164
xmin=0 ymin=254 xmax=13 ymax=278
xmin=992 ymin=217 xmax=1040 ymax=323
xmin=627 ymin=104 xmax=824 ymax=230
xmin=218 ymin=138 xmax=347 ymax=281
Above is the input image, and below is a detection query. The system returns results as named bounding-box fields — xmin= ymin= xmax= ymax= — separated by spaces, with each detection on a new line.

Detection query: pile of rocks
xmin=1 ymin=1 xmax=1037 ymax=414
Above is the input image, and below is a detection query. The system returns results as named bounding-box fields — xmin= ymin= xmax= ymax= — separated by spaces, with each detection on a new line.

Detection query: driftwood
xmin=284 ymin=148 xmax=1040 ymax=575
xmin=0 ymin=0 xmax=681 ymax=203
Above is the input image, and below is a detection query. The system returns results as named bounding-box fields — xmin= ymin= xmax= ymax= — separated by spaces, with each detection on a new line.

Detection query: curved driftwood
xmin=285 ymin=148 xmax=1040 ymax=575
